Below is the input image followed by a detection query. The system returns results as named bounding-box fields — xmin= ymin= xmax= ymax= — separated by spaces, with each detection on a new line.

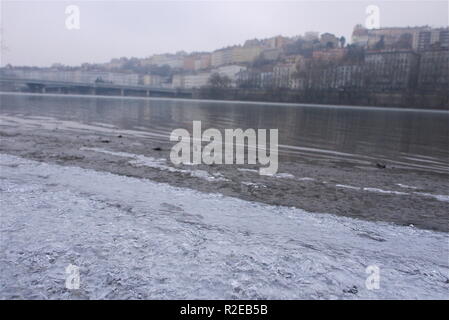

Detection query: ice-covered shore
xmin=0 ymin=154 xmax=448 ymax=299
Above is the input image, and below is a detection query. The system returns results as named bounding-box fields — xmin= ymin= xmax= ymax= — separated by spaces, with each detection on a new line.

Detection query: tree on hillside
xmin=208 ymin=73 xmax=232 ymax=88
xmin=343 ymin=45 xmax=365 ymax=63
xmin=325 ymin=42 xmax=335 ymax=49
xmin=373 ymin=36 xmax=385 ymax=50
xmin=393 ymin=33 xmax=413 ymax=49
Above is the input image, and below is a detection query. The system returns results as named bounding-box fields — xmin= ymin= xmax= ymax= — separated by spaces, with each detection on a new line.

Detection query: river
xmin=1 ymin=92 xmax=448 ymax=172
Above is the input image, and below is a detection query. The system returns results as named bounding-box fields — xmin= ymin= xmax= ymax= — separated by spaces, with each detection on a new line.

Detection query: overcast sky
xmin=1 ymin=0 xmax=448 ymax=67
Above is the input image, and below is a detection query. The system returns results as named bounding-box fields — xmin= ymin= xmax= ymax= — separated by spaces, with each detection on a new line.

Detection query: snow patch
xmin=237 ymin=168 xmax=259 ymax=173
xmin=397 ymin=183 xmax=418 ymax=189
xmin=241 ymin=182 xmax=267 ymax=189
xmin=298 ymin=177 xmax=315 ymax=181
xmin=1 ymin=153 xmax=448 ymax=299
xmin=362 ymin=187 xmax=409 ymax=196
xmin=336 ymin=183 xmax=449 ymax=202
xmin=80 ymin=147 xmax=228 ymax=182
xmin=414 ymin=192 xmax=449 ymax=203
xmin=336 ymin=184 xmax=361 ymax=190
xmin=237 ymin=168 xmax=295 ymax=179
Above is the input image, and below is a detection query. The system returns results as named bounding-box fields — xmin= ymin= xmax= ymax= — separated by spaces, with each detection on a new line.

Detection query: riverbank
xmin=2 ymin=84 xmax=449 ymax=110
xmin=1 ymin=153 xmax=448 ymax=299
xmin=0 ymin=113 xmax=448 ymax=232
xmin=3 ymin=90 xmax=449 ymax=113
xmin=196 ymin=87 xmax=449 ymax=110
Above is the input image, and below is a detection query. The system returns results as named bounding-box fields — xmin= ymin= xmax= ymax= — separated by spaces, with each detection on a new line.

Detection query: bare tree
xmin=208 ymin=72 xmax=232 ymax=88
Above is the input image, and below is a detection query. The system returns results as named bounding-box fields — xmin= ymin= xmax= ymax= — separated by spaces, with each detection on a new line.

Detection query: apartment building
xmin=312 ymin=48 xmax=346 ymax=62
xmin=142 ymin=74 xmax=163 ymax=87
xmin=273 ymin=63 xmax=297 ymax=88
xmin=364 ymin=50 xmax=419 ymax=90
xmin=216 ymin=65 xmax=247 ymax=84
xmin=261 ymin=48 xmax=282 ymax=61
xmin=320 ymin=33 xmax=340 ymax=48
xmin=197 ymin=54 xmax=211 ymax=70
xmin=183 ymin=56 xmax=196 ymax=71
xmin=232 ymin=46 xmax=263 ymax=64
xmin=414 ymin=28 xmax=449 ymax=50
xmin=183 ymin=73 xmax=212 ymax=88
xmin=418 ymin=49 xmax=449 ymax=91
xmin=211 ymin=48 xmax=234 ymax=67
xmin=172 ymin=74 xmax=185 ymax=88
xmin=352 ymin=25 xmax=429 ymax=49
xmin=148 ymin=54 xmax=184 ymax=69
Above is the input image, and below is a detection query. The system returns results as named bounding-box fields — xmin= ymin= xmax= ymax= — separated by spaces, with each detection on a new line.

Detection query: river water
xmin=1 ymin=92 xmax=448 ymax=172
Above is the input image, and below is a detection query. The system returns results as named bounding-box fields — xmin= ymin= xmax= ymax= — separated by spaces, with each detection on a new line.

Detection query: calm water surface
xmin=1 ymin=93 xmax=448 ymax=172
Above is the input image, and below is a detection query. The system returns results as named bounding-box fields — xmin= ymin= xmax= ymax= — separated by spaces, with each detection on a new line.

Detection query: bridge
xmin=0 ymin=77 xmax=194 ymax=98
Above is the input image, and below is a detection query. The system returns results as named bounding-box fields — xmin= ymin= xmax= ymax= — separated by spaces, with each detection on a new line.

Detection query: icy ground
xmin=0 ymin=154 xmax=448 ymax=299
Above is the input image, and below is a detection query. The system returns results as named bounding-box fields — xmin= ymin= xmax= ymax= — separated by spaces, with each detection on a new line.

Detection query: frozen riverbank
xmin=1 ymin=154 xmax=448 ymax=299
xmin=1 ymin=114 xmax=448 ymax=231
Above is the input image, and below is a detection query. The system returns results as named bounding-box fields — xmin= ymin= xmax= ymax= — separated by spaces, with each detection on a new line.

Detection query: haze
xmin=1 ymin=0 xmax=448 ymax=67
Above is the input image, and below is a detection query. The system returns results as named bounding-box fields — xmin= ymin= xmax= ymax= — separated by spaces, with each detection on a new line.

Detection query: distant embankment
xmin=196 ymin=87 xmax=449 ymax=110
xmin=1 ymin=77 xmax=447 ymax=110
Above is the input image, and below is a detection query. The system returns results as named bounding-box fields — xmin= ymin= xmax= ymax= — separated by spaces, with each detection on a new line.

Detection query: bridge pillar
xmin=90 ymin=88 xmax=96 ymax=95
xmin=41 ymin=87 xmax=46 ymax=94
xmin=146 ymin=90 xmax=150 ymax=97
xmin=120 ymin=89 xmax=125 ymax=96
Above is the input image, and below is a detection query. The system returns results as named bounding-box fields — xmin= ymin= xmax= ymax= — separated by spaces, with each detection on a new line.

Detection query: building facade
xmin=216 ymin=65 xmax=247 ymax=84
xmin=312 ymin=48 xmax=346 ymax=62
xmin=364 ymin=50 xmax=419 ymax=91
xmin=148 ymin=54 xmax=184 ymax=69
xmin=352 ymin=25 xmax=429 ymax=49
xmin=183 ymin=73 xmax=212 ymax=88
xmin=414 ymin=28 xmax=449 ymax=50
xmin=211 ymin=48 xmax=234 ymax=67
xmin=417 ymin=49 xmax=449 ymax=91
xmin=273 ymin=63 xmax=297 ymax=88
xmin=142 ymin=74 xmax=163 ymax=87
xmin=232 ymin=46 xmax=263 ymax=64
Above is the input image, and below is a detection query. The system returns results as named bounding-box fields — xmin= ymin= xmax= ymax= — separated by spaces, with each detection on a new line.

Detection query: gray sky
xmin=1 ymin=0 xmax=448 ymax=67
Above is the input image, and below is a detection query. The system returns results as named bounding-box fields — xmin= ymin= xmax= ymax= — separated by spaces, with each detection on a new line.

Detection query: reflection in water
xmin=1 ymin=93 xmax=448 ymax=168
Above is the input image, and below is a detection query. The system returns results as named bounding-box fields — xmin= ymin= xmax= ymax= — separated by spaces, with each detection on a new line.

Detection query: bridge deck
xmin=0 ymin=77 xmax=193 ymax=95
